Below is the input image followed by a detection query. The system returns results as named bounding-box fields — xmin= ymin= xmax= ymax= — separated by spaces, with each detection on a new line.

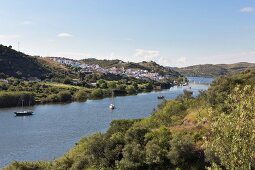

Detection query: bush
xmin=90 ymin=89 xmax=104 ymax=99
xmin=63 ymin=77 xmax=72 ymax=84
xmin=126 ymin=85 xmax=136 ymax=94
xmin=58 ymin=91 xmax=72 ymax=102
xmin=74 ymin=90 xmax=88 ymax=102
xmin=44 ymin=94 xmax=60 ymax=103
xmin=3 ymin=161 xmax=51 ymax=170
xmin=108 ymin=81 xmax=117 ymax=89
xmin=168 ymin=132 xmax=203 ymax=169
xmin=0 ymin=92 xmax=35 ymax=108
xmin=206 ymin=86 xmax=255 ymax=169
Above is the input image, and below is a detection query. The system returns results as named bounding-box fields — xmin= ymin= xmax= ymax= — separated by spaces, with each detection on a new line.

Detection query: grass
xmin=42 ymin=82 xmax=83 ymax=90
xmin=169 ymin=105 xmax=210 ymax=133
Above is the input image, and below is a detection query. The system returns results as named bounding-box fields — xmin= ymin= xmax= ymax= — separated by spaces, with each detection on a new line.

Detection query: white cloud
xmin=57 ymin=33 xmax=73 ymax=38
xmin=240 ymin=7 xmax=254 ymax=13
xmin=0 ymin=34 xmax=20 ymax=40
xmin=135 ymin=49 xmax=160 ymax=59
xmin=132 ymin=49 xmax=172 ymax=66
xmin=21 ymin=20 xmax=33 ymax=25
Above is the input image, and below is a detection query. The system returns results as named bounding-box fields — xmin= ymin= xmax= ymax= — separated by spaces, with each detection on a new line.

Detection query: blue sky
xmin=0 ymin=0 xmax=255 ymax=67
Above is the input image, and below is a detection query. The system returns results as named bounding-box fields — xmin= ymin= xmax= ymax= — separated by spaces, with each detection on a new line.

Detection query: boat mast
xmin=29 ymin=95 xmax=31 ymax=107
xmin=111 ymin=90 xmax=114 ymax=104
xmin=21 ymin=99 xmax=24 ymax=111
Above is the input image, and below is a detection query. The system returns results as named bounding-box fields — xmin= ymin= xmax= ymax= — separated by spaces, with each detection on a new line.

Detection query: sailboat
xmin=109 ymin=90 xmax=115 ymax=110
xmin=14 ymin=96 xmax=33 ymax=116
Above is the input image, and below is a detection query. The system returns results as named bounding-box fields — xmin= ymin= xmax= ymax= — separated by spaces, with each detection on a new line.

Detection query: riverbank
xmin=0 ymin=78 xmax=180 ymax=108
xmin=0 ymin=82 xmax=210 ymax=168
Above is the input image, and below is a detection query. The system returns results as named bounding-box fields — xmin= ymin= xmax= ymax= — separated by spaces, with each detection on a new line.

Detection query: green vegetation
xmin=74 ymin=90 xmax=88 ymax=102
xmin=205 ymin=86 xmax=255 ymax=170
xmin=174 ymin=62 xmax=255 ymax=77
xmin=0 ymin=76 xmax=175 ymax=107
xmin=82 ymin=58 xmax=124 ymax=68
xmin=90 ymin=89 xmax=104 ymax=99
xmin=4 ymin=68 xmax=255 ymax=170
xmin=0 ymin=91 xmax=34 ymax=108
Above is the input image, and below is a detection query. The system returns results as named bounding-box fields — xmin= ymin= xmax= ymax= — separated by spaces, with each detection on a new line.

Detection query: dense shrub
xmin=126 ymin=85 xmax=136 ymax=94
xmin=58 ymin=91 xmax=72 ymax=102
xmin=206 ymin=86 xmax=255 ymax=169
xmin=0 ymin=92 xmax=35 ymax=108
xmin=63 ymin=77 xmax=72 ymax=84
xmin=74 ymin=90 xmax=88 ymax=102
xmin=90 ymin=89 xmax=104 ymax=99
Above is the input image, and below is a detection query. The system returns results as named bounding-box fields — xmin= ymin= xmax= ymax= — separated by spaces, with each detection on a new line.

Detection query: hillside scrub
xmin=205 ymin=86 xmax=255 ymax=170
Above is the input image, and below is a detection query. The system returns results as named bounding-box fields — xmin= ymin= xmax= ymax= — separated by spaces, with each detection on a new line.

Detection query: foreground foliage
xmin=206 ymin=86 xmax=255 ymax=170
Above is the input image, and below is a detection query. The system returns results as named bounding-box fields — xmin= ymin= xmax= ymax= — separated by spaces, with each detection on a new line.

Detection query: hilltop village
xmin=48 ymin=57 xmax=172 ymax=81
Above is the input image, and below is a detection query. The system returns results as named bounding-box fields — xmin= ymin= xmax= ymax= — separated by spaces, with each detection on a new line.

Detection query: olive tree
xmin=206 ymin=86 xmax=255 ymax=170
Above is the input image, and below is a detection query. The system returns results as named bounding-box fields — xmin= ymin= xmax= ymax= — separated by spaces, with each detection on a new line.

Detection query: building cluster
xmin=48 ymin=57 xmax=168 ymax=81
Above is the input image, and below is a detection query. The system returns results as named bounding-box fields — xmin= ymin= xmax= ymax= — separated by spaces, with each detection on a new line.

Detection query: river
xmin=0 ymin=77 xmax=213 ymax=168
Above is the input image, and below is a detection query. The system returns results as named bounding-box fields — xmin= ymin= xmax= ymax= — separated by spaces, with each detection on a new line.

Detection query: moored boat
xmin=157 ymin=95 xmax=165 ymax=99
xmin=14 ymin=96 xmax=34 ymax=116
xmin=14 ymin=111 xmax=33 ymax=116
xmin=109 ymin=90 xmax=116 ymax=110
xmin=109 ymin=104 xmax=115 ymax=110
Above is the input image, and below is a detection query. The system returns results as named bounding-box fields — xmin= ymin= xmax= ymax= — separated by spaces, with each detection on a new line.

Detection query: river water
xmin=0 ymin=77 xmax=213 ymax=167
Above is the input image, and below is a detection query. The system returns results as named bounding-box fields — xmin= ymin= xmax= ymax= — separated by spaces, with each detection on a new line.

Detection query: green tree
xmin=126 ymin=85 xmax=136 ymax=94
xmin=206 ymin=86 xmax=255 ymax=170
xmin=74 ymin=90 xmax=87 ymax=101
xmin=117 ymin=84 xmax=127 ymax=91
xmin=108 ymin=81 xmax=117 ymax=89
xmin=63 ymin=77 xmax=72 ymax=84
xmin=90 ymin=89 xmax=103 ymax=99
xmin=117 ymin=142 xmax=146 ymax=170
xmin=58 ymin=91 xmax=72 ymax=102
xmin=145 ymin=126 xmax=171 ymax=166
xmin=168 ymin=132 xmax=201 ymax=169
xmin=99 ymin=82 xmax=108 ymax=89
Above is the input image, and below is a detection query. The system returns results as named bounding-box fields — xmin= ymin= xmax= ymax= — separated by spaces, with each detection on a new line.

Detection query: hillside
xmin=0 ymin=45 xmax=67 ymax=79
xmin=81 ymin=58 xmax=124 ymax=68
xmin=37 ymin=57 xmax=68 ymax=74
xmin=174 ymin=62 xmax=255 ymax=77
xmin=81 ymin=58 xmax=181 ymax=77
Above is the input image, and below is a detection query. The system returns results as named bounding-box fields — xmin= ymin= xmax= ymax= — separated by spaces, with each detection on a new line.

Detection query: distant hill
xmin=0 ymin=45 xmax=66 ymax=79
xmin=173 ymin=62 xmax=255 ymax=77
xmin=81 ymin=58 xmax=181 ymax=77
xmin=3 ymin=45 xmax=252 ymax=79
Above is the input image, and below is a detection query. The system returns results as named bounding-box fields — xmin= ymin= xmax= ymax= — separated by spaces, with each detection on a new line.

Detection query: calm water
xmin=0 ymin=77 xmax=212 ymax=167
